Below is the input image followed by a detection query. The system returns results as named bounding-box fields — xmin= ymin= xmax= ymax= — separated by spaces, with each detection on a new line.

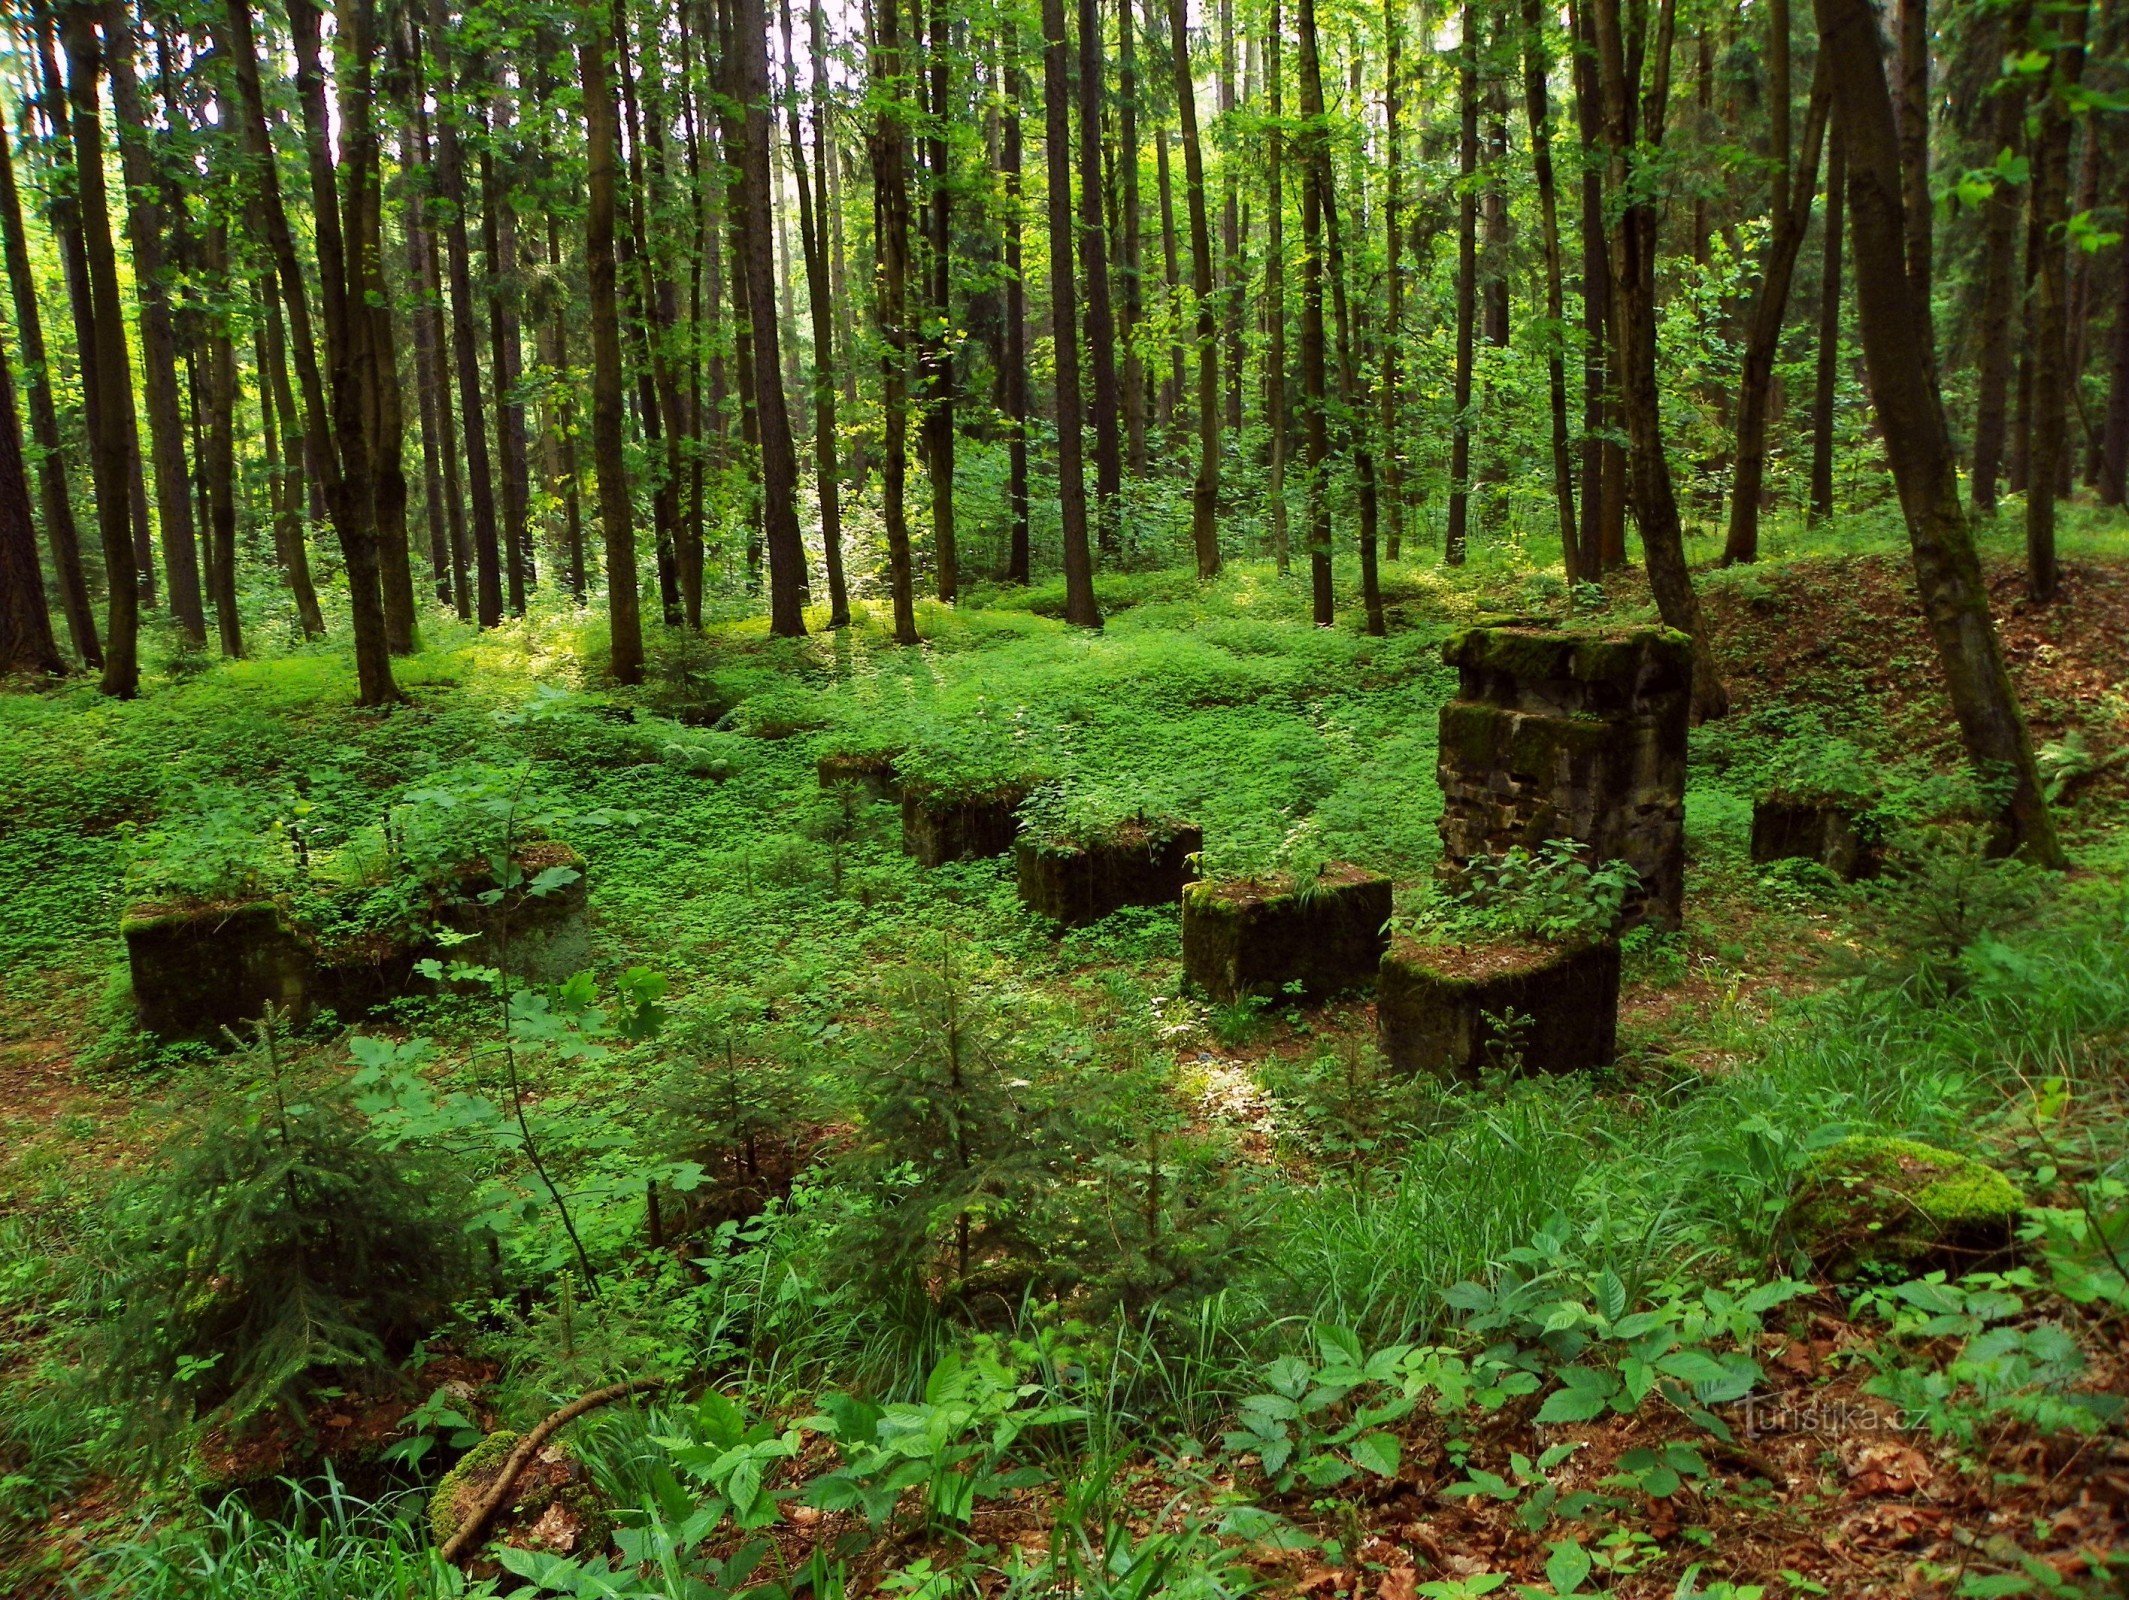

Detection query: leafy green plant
xmin=1842 ymin=825 xmax=2050 ymax=996
xmin=1409 ymin=839 xmax=1637 ymax=946
xmin=1221 ymin=1325 xmax=1413 ymax=1492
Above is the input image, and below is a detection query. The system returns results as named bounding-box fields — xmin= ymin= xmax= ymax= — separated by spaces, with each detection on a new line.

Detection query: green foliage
xmin=92 ymin=1027 xmax=474 ymax=1451
xmin=1407 ymin=839 xmax=1637 ymax=946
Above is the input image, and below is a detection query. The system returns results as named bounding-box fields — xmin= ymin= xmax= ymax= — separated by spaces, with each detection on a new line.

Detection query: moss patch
xmin=1792 ymin=1136 xmax=2024 ymax=1273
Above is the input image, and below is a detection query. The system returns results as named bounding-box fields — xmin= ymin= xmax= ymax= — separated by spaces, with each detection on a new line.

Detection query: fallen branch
xmin=439 ymin=1376 xmax=666 ymax=1565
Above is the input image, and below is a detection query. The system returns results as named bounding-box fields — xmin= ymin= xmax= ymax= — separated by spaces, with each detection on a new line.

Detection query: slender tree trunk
xmin=258 ymin=280 xmax=326 ymax=635
xmin=2104 ymin=160 xmax=2129 ymax=507
xmin=1266 ymin=0 xmax=1288 ymax=572
xmin=1969 ymin=0 xmax=2032 ymax=513
xmin=1380 ymin=0 xmax=1404 ymax=563
xmin=0 ymin=290 xmax=60 ymax=676
xmin=1078 ymin=0 xmax=1123 ymax=556
xmin=1811 ymin=0 xmax=2062 ymax=864
xmin=914 ymin=0 xmax=958 ymax=598
xmin=1295 ymin=0 xmax=1332 ymax=623
xmin=104 ymin=11 xmax=204 ymax=647
xmin=402 ymin=147 xmax=453 ymax=607
xmin=1724 ymin=55 xmax=1832 ymax=564
xmin=784 ymin=0 xmax=848 ymax=625
xmin=2024 ymin=0 xmax=2086 ymax=604
xmin=199 ymin=221 xmax=240 ymax=660
xmin=1218 ymin=0 xmax=1242 ymax=434
xmin=59 ymin=3 xmax=137 ymax=697
xmin=581 ymin=0 xmax=645 ymax=681
xmin=869 ymin=0 xmax=921 ymax=640
xmin=1046 ymin=0 xmax=1103 ymax=624
xmin=1590 ymin=0 xmax=1727 ymax=720
xmin=1167 ymin=0 xmax=1220 ymax=575
xmin=0 ymin=114 xmax=94 ymax=664
xmin=1447 ymin=1 xmax=1478 ymax=566
xmin=1118 ymin=0 xmax=1147 ymax=478
xmin=404 ymin=20 xmax=470 ymax=618
xmin=1155 ymin=114 xmax=1184 ymax=439
xmin=732 ymin=0 xmax=808 ymax=634
xmin=1522 ymin=0 xmax=1576 ymax=580
xmin=1003 ymin=48 xmax=1033 ymax=583
xmin=1895 ymin=0 xmax=1932 ymax=361
xmin=481 ymin=73 xmax=535 ymax=614
xmin=1810 ymin=118 xmax=1843 ymax=521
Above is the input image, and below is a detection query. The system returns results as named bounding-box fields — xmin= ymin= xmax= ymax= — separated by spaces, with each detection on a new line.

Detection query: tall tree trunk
xmin=2103 ymin=158 xmax=2129 ymax=507
xmin=1045 ymin=0 xmax=1103 ymax=624
xmin=1589 ymin=0 xmax=1727 ymax=720
xmin=1522 ymin=0 xmax=1576 ymax=581
xmin=1895 ymin=0 xmax=1932 ymax=359
xmin=1118 ymin=0 xmax=1147 ymax=478
xmin=1165 ymin=0 xmax=1220 ymax=575
xmin=0 ymin=289 xmax=60 ymax=676
xmin=784 ymin=0 xmax=848 ymax=625
xmin=2023 ymin=0 xmax=2086 ymax=605
xmin=1447 ymin=0 xmax=1478 ymax=566
xmin=915 ymin=0 xmax=958 ymax=598
xmin=1969 ymin=0 xmax=2032 ymax=513
xmin=1295 ymin=0 xmax=1332 ymax=623
xmin=731 ymin=0 xmax=808 ymax=635
xmin=1078 ymin=0 xmax=1123 ymax=555
xmin=1380 ymin=0 xmax=1404 ymax=563
xmin=104 ymin=10 xmax=204 ymax=647
xmin=1811 ymin=0 xmax=2062 ymax=864
xmin=59 ymin=3 xmax=137 ymax=697
xmin=1266 ymin=0 xmax=1288 ymax=572
xmin=480 ymin=74 xmax=535 ymax=614
xmin=259 ymin=279 xmax=326 ymax=635
xmin=1724 ymin=52 xmax=1832 ymax=564
xmin=581 ymin=0 xmax=645 ymax=681
xmin=402 ymin=140 xmax=454 ymax=608
xmin=869 ymin=0 xmax=921 ymax=640
xmin=1810 ymin=117 xmax=1843 ymax=521
xmin=0 ymin=113 xmax=94 ymax=664
xmin=200 ymin=220 xmax=240 ymax=660
xmin=1155 ymin=115 xmax=1183 ymax=441
xmin=1003 ymin=47 xmax=1033 ymax=583
xmin=1217 ymin=0 xmax=1242 ymax=435
xmin=403 ymin=19 xmax=470 ymax=617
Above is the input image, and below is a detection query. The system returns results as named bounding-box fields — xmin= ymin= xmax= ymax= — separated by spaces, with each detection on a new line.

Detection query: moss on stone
xmin=426 ymin=1429 xmax=612 ymax=1560
xmin=429 ymin=1428 xmax=519 ymax=1548
xmin=1793 ymin=1136 xmax=2024 ymax=1272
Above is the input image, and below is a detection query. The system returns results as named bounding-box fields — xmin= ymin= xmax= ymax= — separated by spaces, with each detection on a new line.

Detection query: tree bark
xmin=783 ymin=0 xmax=848 ymax=625
xmin=1045 ymin=0 xmax=1103 ymax=624
xmin=1969 ymin=0 xmax=2031 ymax=511
xmin=1724 ymin=56 xmax=1832 ymax=564
xmin=1447 ymin=0 xmax=1478 ymax=566
xmin=1589 ymin=0 xmax=1727 ymax=721
xmin=1003 ymin=47 xmax=1033 ymax=583
xmin=580 ymin=0 xmax=644 ymax=681
xmin=731 ymin=0 xmax=809 ymax=635
xmin=1380 ymin=0 xmax=1404 ymax=564
xmin=2023 ymin=0 xmax=2087 ymax=604
xmin=869 ymin=0 xmax=920 ymax=641
xmin=1166 ymin=0 xmax=1220 ymax=576
xmin=104 ymin=9 xmax=204 ymax=647
xmin=0 ymin=113 xmax=94 ymax=665
xmin=1118 ymin=0 xmax=1147 ymax=478
xmin=59 ymin=2 xmax=138 ymax=698
xmin=259 ymin=279 xmax=326 ymax=635
xmin=1078 ymin=0 xmax=1123 ymax=555
xmin=480 ymin=71 xmax=535 ymax=614
xmin=199 ymin=220 xmax=240 ymax=660
xmin=1522 ymin=0 xmax=1577 ymax=581
xmin=1218 ymin=0 xmax=1242 ymax=435
xmin=916 ymin=0 xmax=957 ymax=598
xmin=0 ymin=286 xmax=61 ymax=676
xmin=2104 ymin=158 xmax=2129 ymax=506
xmin=1810 ymin=117 xmax=1843 ymax=522
xmin=1810 ymin=0 xmax=2062 ymax=864
xmin=1266 ymin=0 xmax=1288 ymax=573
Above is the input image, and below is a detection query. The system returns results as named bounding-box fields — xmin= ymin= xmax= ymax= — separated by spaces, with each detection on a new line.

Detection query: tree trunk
xmin=1155 ymin=115 xmax=1183 ymax=440
xmin=1118 ymin=0 xmax=1147 ymax=479
xmin=103 ymin=10 xmax=204 ymax=648
xmin=480 ymin=73 xmax=535 ymax=614
xmin=1380 ymin=0 xmax=1404 ymax=564
xmin=259 ymin=279 xmax=326 ymax=635
xmin=1045 ymin=0 xmax=1103 ymax=625
xmin=199 ymin=220 xmax=240 ymax=660
xmin=2023 ymin=0 xmax=2087 ymax=605
xmin=2103 ymin=159 xmax=2129 ymax=506
xmin=1522 ymin=0 xmax=1577 ymax=582
xmin=580 ymin=0 xmax=645 ymax=681
xmin=869 ymin=0 xmax=921 ymax=641
xmin=1589 ymin=0 xmax=1728 ymax=721
xmin=783 ymin=0 xmax=848 ymax=625
xmin=1166 ymin=0 xmax=1220 ymax=576
xmin=1295 ymin=0 xmax=1332 ymax=624
xmin=1810 ymin=117 xmax=1843 ymax=521
xmin=915 ymin=0 xmax=958 ymax=598
xmin=1969 ymin=0 xmax=2030 ymax=511
xmin=731 ymin=0 xmax=809 ymax=635
xmin=0 ymin=114 xmax=94 ymax=665
xmin=1218 ymin=0 xmax=1242 ymax=435
xmin=1810 ymin=0 xmax=2062 ymax=864
xmin=1078 ymin=0 xmax=1123 ymax=555
xmin=59 ymin=3 xmax=138 ymax=698
xmin=1447 ymin=1 xmax=1478 ymax=566
xmin=1895 ymin=0 xmax=1932 ymax=357
xmin=1003 ymin=47 xmax=1033 ymax=583
xmin=0 ymin=290 xmax=61 ymax=676
xmin=401 ymin=132 xmax=454 ymax=608
xmin=1724 ymin=55 xmax=1832 ymax=565
xmin=1266 ymin=0 xmax=1288 ymax=572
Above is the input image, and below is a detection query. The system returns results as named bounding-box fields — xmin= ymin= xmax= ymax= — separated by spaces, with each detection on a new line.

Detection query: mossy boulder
xmin=1378 ymin=935 xmax=1619 ymax=1077
xmin=1751 ymin=791 xmax=1881 ymax=880
xmin=1181 ymin=864 xmax=1392 ymax=1003
xmin=902 ymin=781 xmax=1030 ymax=867
xmin=1016 ymin=817 xmax=1201 ymax=927
xmin=121 ymin=899 xmax=316 ymax=1040
xmin=428 ymin=1430 xmax=612 ymax=1566
xmin=1791 ymin=1136 xmax=2024 ymax=1275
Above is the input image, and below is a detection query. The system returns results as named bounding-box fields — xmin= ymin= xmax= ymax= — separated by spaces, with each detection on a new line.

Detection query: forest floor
xmin=2 ymin=508 xmax=2128 ymax=1599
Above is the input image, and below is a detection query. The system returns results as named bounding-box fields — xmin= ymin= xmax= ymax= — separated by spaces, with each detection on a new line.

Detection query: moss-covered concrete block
xmin=1181 ymin=865 xmax=1392 ymax=1002
xmin=1751 ymin=793 xmax=1880 ymax=880
xmin=1016 ymin=817 xmax=1201 ymax=927
xmin=1377 ymin=935 xmax=1619 ymax=1077
xmin=121 ymin=899 xmax=316 ymax=1040
xmin=1436 ymin=624 xmax=1690 ymax=929
xmin=1791 ymin=1135 xmax=2024 ymax=1275
xmin=818 ymin=748 xmax=904 ymax=803
xmin=902 ymin=781 xmax=1030 ymax=867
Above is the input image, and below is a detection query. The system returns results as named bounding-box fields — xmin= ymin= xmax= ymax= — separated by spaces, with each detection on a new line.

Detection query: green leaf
xmin=1544 ymin=1539 xmax=1592 ymax=1596
xmin=1350 ymin=1430 xmax=1402 ymax=1479
xmin=1535 ymin=1386 xmax=1610 ymax=1424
